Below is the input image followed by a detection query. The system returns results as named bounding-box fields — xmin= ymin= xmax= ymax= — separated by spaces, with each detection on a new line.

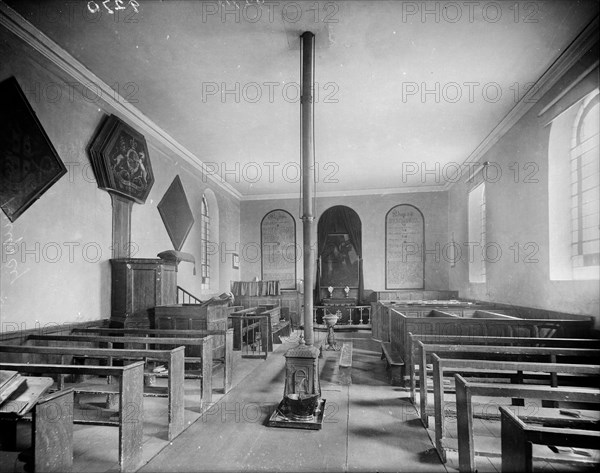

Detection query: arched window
xmin=201 ymin=195 xmax=210 ymax=286
xmin=548 ymin=88 xmax=599 ymax=280
xmin=570 ymin=90 xmax=599 ymax=276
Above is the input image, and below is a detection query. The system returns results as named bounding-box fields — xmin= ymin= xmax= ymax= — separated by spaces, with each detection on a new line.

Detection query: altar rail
xmin=313 ymin=305 xmax=371 ymax=326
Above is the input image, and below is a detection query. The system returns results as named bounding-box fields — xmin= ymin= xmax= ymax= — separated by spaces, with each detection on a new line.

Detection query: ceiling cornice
xmin=0 ymin=1 xmax=242 ymax=201
xmin=443 ymin=15 xmax=599 ymax=191
xmin=241 ymin=184 xmax=447 ymax=201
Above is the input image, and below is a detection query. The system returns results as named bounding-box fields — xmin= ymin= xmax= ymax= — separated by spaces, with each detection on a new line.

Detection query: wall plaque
xmin=261 ymin=209 xmax=296 ymax=289
xmin=87 ymin=114 xmax=154 ymax=204
xmin=0 ymin=77 xmax=67 ymax=222
xmin=385 ymin=204 xmax=424 ymax=289
xmin=157 ymin=175 xmax=194 ymax=251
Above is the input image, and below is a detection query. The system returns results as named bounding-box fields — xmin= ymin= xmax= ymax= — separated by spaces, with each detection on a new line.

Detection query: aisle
xmin=139 ymin=332 xmax=446 ymax=473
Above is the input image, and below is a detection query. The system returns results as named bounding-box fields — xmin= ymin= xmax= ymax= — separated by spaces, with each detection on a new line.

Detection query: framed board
xmin=385 ymin=204 xmax=424 ymax=289
xmin=320 ymin=233 xmax=359 ymax=287
xmin=261 ymin=209 xmax=296 ymax=289
xmin=0 ymin=77 xmax=67 ymax=222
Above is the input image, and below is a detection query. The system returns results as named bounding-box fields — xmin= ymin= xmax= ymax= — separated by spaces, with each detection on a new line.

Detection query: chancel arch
xmin=385 ymin=204 xmax=425 ymax=289
xmin=316 ymin=205 xmax=363 ymax=303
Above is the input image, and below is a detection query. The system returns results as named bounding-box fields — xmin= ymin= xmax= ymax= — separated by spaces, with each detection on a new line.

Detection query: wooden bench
xmin=380 ymin=342 xmax=404 ymax=386
xmin=25 ymin=334 xmax=213 ymax=405
xmin=409 ymin=334 xmax=600 ymax=405
xmin=339 ymin=342 xmax=353 ymax=386
xmin=0 ymin=344 xmax=186 ymax=440
xmin=0 ymin=361 xmax=145 ymax=472
xmin=431 ymin=355 xmax=600 ymax=463
xmin=385 ymin=306 xmax=594 ymax=386
xmin=407 ymin=335 xmax=600 ymax=398
xmin=256 ymin=306 xmax=292 ymax=346
xmin=455 ymin=373 xmax=600 ymax=473
xmin=70 ymin=327 xmax=233 ymax=393
xmin=411 ymin=339 xmax=600 ymax=411
xmin=499 ymin=405 xmax=600 ymax=472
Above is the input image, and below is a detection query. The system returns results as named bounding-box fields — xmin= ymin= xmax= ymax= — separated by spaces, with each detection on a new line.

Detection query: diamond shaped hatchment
xmin=157 ymin=175 xmax=195 ymax=251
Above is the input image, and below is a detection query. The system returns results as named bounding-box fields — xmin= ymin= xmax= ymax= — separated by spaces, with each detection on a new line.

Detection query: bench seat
xmin=380 ymin=342 xmax=404 ymax=386
xmin=339 ymin=342 xmax=353 ymax=386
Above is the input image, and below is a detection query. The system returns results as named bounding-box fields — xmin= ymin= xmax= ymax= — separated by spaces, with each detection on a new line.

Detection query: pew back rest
xmin=428 ymin=310 xmax=460 ymax=318
xmin=255 ymin=306 xmax=281 ymax=326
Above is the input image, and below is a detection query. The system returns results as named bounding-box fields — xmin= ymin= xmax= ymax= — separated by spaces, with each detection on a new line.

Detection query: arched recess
xmin=202 ymin=188 xmax=219 ymax=292
xmin=385 ymin=204 xmax=425 ymax=289
xmin=261 ymin=209 xmax=297 ymax=289
xmin=316 ymin=205 xmax=363 ymax=303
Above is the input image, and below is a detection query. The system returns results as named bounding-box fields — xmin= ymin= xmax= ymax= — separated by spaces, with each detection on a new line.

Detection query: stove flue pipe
xmin=300 ymin=31 xmax=315 ymax=346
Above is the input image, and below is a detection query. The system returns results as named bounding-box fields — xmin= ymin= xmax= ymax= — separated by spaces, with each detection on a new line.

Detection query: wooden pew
xmin=379 ymin=310 xmax=458 ymax=385
xmin=256 ymin=306 xmax=291 ymax=344
xmin=0 ymin=361 xmax=145 ymax=473
xmin=455 ymin=373 xmax=600 ymax=473
xmin=409 ymin=334 xmax=600 ymax=405
xmin=499 ymin=405 xmax=600 ymax=473
xmin=0 ymin=344 xmax=186 ymax=440
xmin=70 ymin=327 xmax=234 ymax=393
xmin=431 ymin=355 xmax=600 ymax=463
xmin=387 ymin=307 xmax=594 ymax=386
xmin=229 ymin=307 xmax=259 ymax=350
xmin=25 ymin=334 xmax=213 ymax=405
xmin=410 ymin=338 xmax=600 ymax=410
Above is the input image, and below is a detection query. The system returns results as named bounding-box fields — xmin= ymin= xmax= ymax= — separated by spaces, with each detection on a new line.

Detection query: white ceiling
xmin=5 ymin=0 xmax=599 ymax=198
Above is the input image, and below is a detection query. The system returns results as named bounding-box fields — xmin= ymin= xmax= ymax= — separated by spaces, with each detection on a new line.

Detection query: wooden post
xmin=33 ymin=389 xmax=74 ymax=473
xmin=224 ymin=328 xmax=233 ymax=393
xmin=301 ymin=31 xmax=315 ymax=346
xmin=118 ymin=361 xmax=144 ymax=473
xmin=418 ymin=341 xmax=428 ymax=426
xmin=168 ymin=346 xmax=185 ymax=441
xmin=201 ymin=336 xmax=213 ymax=408
xmin=455 ymin=374 xmax=475 ymax=473
xmin=499 ymin=406 xmax=530 ymax=473
xmin=432 ymin=355 xmax=447 ymax=463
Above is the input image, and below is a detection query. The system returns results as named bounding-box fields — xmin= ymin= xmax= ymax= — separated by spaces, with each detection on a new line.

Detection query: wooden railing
xmin=177 ymin=286 xmax=202 ymax=304
xmin=313 ymin=305 xmax=371 ymax=326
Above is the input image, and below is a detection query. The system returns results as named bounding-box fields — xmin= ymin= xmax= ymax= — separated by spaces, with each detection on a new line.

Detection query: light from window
xmin=549 ymin=88 xmax=599 ymax=280
xmin=570 ymin=90 xmax=599 ymax=278
xmin=468 ymin=182 xmax=486 ymax=283
xmin=201 ymin=196 xmax=210 ymax=286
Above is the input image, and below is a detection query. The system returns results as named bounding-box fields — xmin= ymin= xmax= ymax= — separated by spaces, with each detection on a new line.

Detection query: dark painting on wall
xmin=0 ymin=77 xmax=67 ymax=222
xmin=88 ymin=114 xmax=154 ymax=203
xmin=320 ymin=233 xmax=359 ymax=287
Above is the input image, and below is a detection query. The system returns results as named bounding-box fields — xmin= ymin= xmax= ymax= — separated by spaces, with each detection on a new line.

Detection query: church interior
xmin=0 ymin=1 xmax=599 ymax=472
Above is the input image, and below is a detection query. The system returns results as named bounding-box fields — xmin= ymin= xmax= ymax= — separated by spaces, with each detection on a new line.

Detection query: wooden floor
xmin=3 ymin=330 xmax=596 ymax=472
xmin=138 ymin=330 xmax=446 ymax=473
xmin=16 ymin=329 xmax=585 ymax=472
